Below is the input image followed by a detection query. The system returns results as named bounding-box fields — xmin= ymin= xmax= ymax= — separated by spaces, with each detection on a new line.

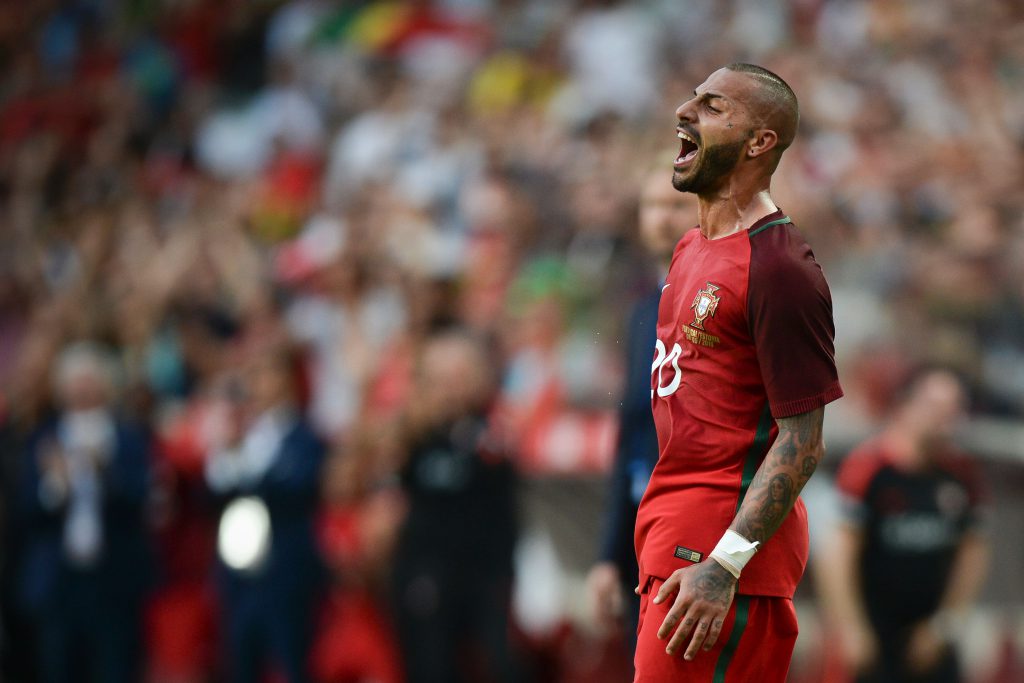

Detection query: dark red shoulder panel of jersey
xmin=747 ymin=222 xmax=843 ymax=418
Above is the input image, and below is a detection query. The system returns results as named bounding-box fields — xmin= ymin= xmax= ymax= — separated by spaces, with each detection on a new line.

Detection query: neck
xmin=882 ymin=427 xmax=931 ymax=470
xmin=696 ymin=179 xmax=777 ymax=240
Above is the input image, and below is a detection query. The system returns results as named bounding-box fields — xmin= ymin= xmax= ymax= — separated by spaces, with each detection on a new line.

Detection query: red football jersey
xmin=635 ymin=210 xmax=843 ymax=598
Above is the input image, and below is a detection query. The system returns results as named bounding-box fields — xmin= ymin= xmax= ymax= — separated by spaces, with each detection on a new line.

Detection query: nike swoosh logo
xmin=662 ymin=284 xmax=671 ymax=292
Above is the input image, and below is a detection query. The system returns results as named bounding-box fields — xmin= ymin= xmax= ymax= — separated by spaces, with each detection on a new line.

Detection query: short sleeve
xmin=747 ymin=222 xmax=843 ymax=418
xmin=940 ymin=453 xmax=992 ymax=534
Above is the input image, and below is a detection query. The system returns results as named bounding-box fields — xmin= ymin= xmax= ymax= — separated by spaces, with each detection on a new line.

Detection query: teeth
xmin=677 ymin=131 xmax=697 ymax=145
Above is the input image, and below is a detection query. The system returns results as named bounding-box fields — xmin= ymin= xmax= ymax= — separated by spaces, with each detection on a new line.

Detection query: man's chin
xmin=672 ymin=169 xmax=697 ymax=193
xmin=673 ymin=166 xmax=722 ymax=195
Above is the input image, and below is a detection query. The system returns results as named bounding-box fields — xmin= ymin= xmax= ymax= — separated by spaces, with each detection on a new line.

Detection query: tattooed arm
xmin=732 ymin=406 xmax=824 ymax=543
xmin=654 ymin=407 xmax=826 ymax=660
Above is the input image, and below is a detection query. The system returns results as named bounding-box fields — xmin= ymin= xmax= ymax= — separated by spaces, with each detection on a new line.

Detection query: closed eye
xmin=694 ymin=90 xmax=726 ymax=114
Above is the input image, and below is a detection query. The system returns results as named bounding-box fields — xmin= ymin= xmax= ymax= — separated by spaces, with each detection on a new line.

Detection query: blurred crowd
xmin=1 ymin=0 xmax=1023 ymax=682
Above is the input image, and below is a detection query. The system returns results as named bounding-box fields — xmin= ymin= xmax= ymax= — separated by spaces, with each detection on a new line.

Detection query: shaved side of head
xmin=725 ymin=63 xmax=799 ymax=161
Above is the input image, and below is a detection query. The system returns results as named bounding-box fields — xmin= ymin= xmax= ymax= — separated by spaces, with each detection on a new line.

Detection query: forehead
xmin=695 ymin=68 xmax=756 ymax=105
xmin=247 ymin=357 xmax=285 ymax=377
xmin=917 ymin=375 xmax=964 ymax=403
xmin=423 ymin=338 xmax=480 ymax=369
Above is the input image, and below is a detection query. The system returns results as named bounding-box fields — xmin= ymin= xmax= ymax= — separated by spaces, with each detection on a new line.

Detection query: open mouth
xmin=675 ymin=128 xmax=699 ymax=168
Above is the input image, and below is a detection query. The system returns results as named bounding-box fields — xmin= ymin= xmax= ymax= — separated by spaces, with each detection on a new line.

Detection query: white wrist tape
xmin=709 ymin=530 xmax=760 ymax=579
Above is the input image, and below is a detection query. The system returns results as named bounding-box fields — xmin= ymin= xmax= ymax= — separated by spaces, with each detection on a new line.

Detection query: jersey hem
xmin=637 ymin=565 xmax=801 ymax=600
xmin=770 ymin=381 xmax=844 ymax=418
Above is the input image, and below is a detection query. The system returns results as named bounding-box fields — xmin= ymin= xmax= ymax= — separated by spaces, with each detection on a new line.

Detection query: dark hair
xmin=724 ymin=63 xmax=799 ymax=150
xmin=725 ymin=63 xmax=798 ymax=112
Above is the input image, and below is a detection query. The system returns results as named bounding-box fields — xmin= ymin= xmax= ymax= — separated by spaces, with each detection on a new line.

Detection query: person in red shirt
xmin=632 ymin=63 xmax=843 ymax=682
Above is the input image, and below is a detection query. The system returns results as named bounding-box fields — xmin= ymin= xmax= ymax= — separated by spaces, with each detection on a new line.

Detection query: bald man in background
xmin=391 ymin=330 xmax=522 ymax=683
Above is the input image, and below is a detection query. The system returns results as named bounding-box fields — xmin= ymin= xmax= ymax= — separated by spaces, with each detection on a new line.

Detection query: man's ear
xmin=747 ymin=129 xmax=779 ymax=158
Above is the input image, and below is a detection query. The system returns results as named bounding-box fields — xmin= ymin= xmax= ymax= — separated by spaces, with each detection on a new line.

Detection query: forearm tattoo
xmin=732 ymin=407 xmax=824 ymax=544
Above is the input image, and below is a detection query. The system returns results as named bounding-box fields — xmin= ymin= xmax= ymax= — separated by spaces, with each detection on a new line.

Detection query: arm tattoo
xmin=732 ymin=407 xmax=825 ymax=544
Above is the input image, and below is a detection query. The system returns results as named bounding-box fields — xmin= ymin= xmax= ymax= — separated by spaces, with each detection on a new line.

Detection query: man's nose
xmin=676 ymin=99 xmax=696 ymax=123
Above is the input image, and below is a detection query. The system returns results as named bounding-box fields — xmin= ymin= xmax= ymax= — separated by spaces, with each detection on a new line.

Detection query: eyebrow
xmin=694 ymin=90 xmax=727 ymax=103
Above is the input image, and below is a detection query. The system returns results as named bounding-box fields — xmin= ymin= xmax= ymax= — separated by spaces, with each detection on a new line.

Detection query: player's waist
xmin=635 ymin=501 xmax=809 ymax=598
xmin=634 ymin=485 xmax=740 ymax=568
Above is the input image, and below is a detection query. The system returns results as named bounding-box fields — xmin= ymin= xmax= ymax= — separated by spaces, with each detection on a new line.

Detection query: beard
xmin=672 ymin=137 xmax=747 ymax=195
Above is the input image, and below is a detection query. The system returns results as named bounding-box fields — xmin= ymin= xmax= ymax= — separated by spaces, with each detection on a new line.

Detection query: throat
xmin=696 ymin=191 xmax=779 ymax=241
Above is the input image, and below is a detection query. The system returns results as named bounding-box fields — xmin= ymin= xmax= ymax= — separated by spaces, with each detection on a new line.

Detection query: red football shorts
xmin=634 ymin=577 xmax=798 ymax=683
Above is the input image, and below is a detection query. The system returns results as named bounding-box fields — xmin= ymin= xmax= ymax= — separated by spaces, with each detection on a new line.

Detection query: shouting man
xmin=633 ymin=63 xmax=843 ymax=682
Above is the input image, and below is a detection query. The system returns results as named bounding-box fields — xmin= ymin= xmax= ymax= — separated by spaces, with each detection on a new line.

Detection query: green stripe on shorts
xmin=712 ymin=595 xmax=751 ymax=683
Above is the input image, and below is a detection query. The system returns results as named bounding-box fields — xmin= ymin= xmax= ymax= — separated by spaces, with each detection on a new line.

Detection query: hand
xmin=39 ymin=443 xmax=70 ymax=489
xmin=37 ymin=442 xmax=70 ymax=507
xmin=655 ymin=560 xmax=736 ymax=660
xmin=203 ymin=393 xmax=246 ymax=450
xmin=906 ymin=619 xmax=947 ymax=674
xmin=586 ymin=562 xmax=623 ymax=627
xmin=838 ymin=621 xmax=879 ymax=674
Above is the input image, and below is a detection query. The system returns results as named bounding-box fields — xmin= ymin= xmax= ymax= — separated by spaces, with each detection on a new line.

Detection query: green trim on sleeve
xmin=748 ymin=216 xmax=792 ymax=237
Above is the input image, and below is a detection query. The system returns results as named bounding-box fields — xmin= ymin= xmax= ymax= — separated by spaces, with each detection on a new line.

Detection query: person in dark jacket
xmin=205 ymin=345 xmax=326 ymax=683
xmin=586 ymin=171 xmax=695 ymax=656
xmin=391 ymin=329 xmax=522 ymax=683
xmin=17 ymin=342 xmax=153 ymax=683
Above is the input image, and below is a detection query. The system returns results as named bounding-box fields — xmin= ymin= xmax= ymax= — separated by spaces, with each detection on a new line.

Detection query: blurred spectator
xmin=391 ymin=330 xmax=522 ymax=683
xmin=311 ymin=426 xmax=406 ymax=683
xmin=586 ymin=170 xmax=695 ymax=656
xmin=557 ymin=0 xmax=662 ymax=123
xmin=285 ymin=251 xmax=407 ymax=440
xmin=1 ymin=1 xmax=1023 ymax=681
xmin=822 ymin=370 xmax=991 ymax=683
xmin=16 ymin=342 xmax=153 ymax=683
xmin=205 ymin=346 xmax=326 ymax=683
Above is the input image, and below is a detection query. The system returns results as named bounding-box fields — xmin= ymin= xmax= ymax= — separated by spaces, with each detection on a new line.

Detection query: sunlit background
xmin=1 ymin=1 xmax=1023 ymax=682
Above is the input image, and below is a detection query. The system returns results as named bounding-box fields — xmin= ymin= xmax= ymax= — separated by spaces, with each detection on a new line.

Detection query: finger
xmin=610 ymin=588 xmax=623 ymax=616
xmin=652 ymin=575 xmax=678 ymax=605
xmin=683 ymin=618 xmax=712 ymax=660
xmin=592 ymin=594 xmax=609 ymax=622
xmin=656 ymin=595 xmax=690 ymax=640
xmin=702 ymin=617 xmax=725 ymax=651
xmin=664 ymin=608 xmax=698 ymax=656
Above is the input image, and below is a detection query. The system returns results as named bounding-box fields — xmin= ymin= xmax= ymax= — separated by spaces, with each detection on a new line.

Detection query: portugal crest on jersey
xmin=690 ymin=282 xmax=721 ymax=331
